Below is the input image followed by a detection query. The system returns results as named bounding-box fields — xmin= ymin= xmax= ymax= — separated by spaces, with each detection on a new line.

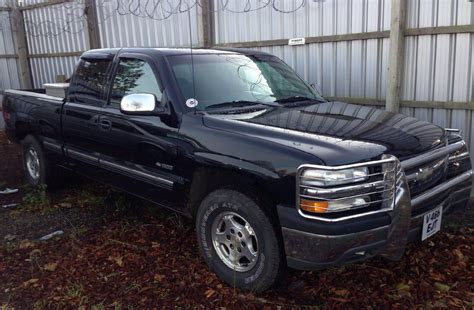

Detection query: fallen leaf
xmin=395 ymin=282 xmax=412 ymax=297
xmin=333 ymin=289 xmax=349 ymax=297
xmin=108 ymin=256 xmax=124 ymax=267
xmin=452 ymin=249 xmax=464 ymax=261
xmin=434 ymin=282 xmax=450 ymax=292
xmin=154 ymin=273 xmax=165 ymax=282
xmin=19 ymin=240 xmax=35 ymax=249
xmin=330 ymin=297 xmax=350 ymax=303
xmin=256 ymin=297 xmax=270 ymax=304
xmin=429 ymin=272 xmax=445 ymax=281
xmin=23 ymin=278 xmax=39 ymax=287
xmin=4 ymin=234 xmax=16 ymax=241
xmin=205 ymin=289 xmax=216 ymax=298
xmin=43 ymin=262 xmax=58 ymax=272
xmin=56 ymin=202 xmax=73 ymax=208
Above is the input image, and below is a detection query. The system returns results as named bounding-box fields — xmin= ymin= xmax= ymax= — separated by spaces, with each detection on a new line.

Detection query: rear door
xmin=62 ymin=54 xmax=113 ymax=177
xmin=96 ymin=54 xmax=181 ymax=208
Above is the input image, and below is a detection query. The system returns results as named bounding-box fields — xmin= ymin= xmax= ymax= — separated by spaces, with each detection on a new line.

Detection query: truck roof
xmin=80 ymin=47 xmax=271 ymax=60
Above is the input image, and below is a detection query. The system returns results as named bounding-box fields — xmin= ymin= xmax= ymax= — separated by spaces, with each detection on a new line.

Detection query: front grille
xmin=405 ymin=156 xmax=448 ymax=196
xmin=402 ymin=138 xmax=470 ymax=209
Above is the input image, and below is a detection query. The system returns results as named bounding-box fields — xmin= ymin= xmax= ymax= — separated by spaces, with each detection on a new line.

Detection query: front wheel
xmin=196 ymin=189 xmax=285 ymax=292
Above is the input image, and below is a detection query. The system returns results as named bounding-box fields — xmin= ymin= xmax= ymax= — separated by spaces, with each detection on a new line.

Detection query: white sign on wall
xmin=288 ymin=38 xmax=306 ymax=46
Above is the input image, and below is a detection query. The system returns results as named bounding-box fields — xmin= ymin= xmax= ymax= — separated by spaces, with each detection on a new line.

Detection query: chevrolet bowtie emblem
xmin=417 ymin=167 xmax=434 ymax=181
xmin=412 ymin=157 xmax=447 ymax=182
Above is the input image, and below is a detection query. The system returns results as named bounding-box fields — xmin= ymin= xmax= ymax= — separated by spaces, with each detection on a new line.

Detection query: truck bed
xmin=5 ymin=89 xmax=65 ymax=101
xmin=2 ymin=88 xmax=65 ymax=143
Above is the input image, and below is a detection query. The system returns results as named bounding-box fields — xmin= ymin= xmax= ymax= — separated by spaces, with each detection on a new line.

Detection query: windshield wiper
xmin=275 ymin=96 xmax=326 ymax=104
xmin=205 ymin=100 xmax=279 ymax=110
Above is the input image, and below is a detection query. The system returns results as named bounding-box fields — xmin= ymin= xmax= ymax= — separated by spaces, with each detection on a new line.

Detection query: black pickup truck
xmin=2 ymin=48 xmax=472 ymax=292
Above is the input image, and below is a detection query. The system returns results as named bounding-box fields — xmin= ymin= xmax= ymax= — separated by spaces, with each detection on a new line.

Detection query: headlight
xmin=301 ymin=167 xmax=369 ymax=187
xmin=300 ymin=196 xmax=370 ymax=213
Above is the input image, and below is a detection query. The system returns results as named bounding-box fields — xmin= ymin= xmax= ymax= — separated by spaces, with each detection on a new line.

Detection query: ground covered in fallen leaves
xmin=1 ymin=132 xmax=473 ymax=309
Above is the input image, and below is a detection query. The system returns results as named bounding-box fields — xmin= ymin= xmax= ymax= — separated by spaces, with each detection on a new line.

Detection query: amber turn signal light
xmin=300 ymin=199 xmax=328 ymax=213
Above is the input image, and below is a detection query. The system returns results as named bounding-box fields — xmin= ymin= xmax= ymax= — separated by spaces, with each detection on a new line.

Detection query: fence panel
xmin=95 ymin=0 xmax=199 ymax=48
xmin=255 ymin=38 xmax=390 ymax=100
xmin=0 ymin=10 xmax=20 ymax=92
xmin=23 ymin=1 xmax=87 ymax=87
xmin=213 ymin=0 xmax=391 ymax=43
xmin=402 ymin=0 xmax=474 ymax=167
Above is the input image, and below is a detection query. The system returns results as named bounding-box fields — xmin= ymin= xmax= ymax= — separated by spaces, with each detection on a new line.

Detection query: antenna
xmin=186 ymin=9 xmax=198 ymax=108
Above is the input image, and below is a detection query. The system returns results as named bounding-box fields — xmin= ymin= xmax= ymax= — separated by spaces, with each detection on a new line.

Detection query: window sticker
xmin=186 ymin=98 xmax=199 ymax=108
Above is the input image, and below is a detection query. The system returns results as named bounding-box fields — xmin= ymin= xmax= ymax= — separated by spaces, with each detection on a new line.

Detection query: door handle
xmin=100 ymin=118 xmax=112 ymax=130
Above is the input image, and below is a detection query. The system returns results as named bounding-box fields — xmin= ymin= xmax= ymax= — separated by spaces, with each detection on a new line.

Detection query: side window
xmin=110 ymin=58 xmax=162 ymax=107
xmin=69 ymin=59 xmax=112 ymax=105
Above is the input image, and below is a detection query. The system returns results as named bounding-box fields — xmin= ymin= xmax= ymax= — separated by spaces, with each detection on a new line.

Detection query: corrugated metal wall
xmin=18 ymin=0 xmax=199 ymax=87
xmin=401 ymin=0 xmax=474 ymax=168
xmin=23 ymin=1 xmax=87 ymax=87
xmin=0 ymin=10 xmax=20 ymax=91
xmin=95 ymin=0 xmax=198 ymax=48
xmin=0 ymin=8 xmax=19 ymax=130
xmin=215 ymin=0 xmax=392 ymax=99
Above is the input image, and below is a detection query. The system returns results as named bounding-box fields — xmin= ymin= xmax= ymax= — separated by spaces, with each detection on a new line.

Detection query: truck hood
xmin=202 ymin=101 xmax=445 ymax=166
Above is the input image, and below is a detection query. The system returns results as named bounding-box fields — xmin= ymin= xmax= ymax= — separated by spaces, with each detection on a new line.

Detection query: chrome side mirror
xmin=120 ymin=93 xmax=157 ymax=114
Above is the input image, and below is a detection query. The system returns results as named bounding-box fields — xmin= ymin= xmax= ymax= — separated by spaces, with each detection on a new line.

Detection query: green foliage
xmin=21 ymin=184 xmax=50 ymax=211
xmin=70 ymin=185 xmax=107 ymax=208
xmin=65 ymin=282 xmax=84 ymax=299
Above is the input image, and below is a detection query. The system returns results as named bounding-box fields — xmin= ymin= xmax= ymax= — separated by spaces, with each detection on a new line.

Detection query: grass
xmin=0 ymin=303 xmax=14 ymax=310
xmin=91 ymin=304 xmax=106 ymax=310
xmin=20 ymin=184 xmax=51 ymax=212
xmin=64 ymin=282 xmax=84 ymax=299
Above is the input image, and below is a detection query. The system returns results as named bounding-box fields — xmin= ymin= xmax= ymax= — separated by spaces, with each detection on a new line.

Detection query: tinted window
xmin=110 ymin=58 xmax=162 ymax=106
xmin=69 ymin=59 xmax=111 ymax=105
xmin=168 ymin=54 xmax=323 ymax=110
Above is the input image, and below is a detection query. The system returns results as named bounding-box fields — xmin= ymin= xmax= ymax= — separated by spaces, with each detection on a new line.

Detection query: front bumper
xmin=280 ymin=149 xmax=472 ymax=270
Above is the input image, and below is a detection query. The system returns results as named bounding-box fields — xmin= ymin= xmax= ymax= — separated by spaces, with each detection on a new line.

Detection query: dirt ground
xmin=0 ymin=131 xmax=473 ymax=309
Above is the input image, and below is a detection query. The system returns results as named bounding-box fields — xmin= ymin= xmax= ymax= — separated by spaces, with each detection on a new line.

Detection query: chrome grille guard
xmin=296 ymin=134 xmax=472 ymax=260
xmin=297 ymin=156 xmax=401 ymax=222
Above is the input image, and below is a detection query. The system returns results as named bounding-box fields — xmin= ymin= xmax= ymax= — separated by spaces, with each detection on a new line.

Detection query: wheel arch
xmin=184 ymin=163 xmax=282 ymax=221
xmin=14 ymin=120 xmax=35 ymax=141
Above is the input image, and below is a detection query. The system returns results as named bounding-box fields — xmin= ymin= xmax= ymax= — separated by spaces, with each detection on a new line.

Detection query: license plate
xmin=422 ymin=206 xmax=442 ymax=241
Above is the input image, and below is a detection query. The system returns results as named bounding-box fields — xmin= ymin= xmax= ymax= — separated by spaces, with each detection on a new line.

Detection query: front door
xmin=97 ymin=55 xmax=181 ymax=209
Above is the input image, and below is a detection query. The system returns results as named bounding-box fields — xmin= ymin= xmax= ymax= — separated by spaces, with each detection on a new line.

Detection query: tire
xmin=21 ymin=135 xmax=51 ymax=187
xmin=196 ymin=189 xmax=285 ymax=292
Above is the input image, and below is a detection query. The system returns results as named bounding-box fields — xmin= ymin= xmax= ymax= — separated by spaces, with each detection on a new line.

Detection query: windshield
xmin=167 ymin=53 xmax=324 ymax=110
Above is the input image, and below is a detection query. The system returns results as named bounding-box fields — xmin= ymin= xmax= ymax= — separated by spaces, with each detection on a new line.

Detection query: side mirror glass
xmin=120 ymin=93 xmax=157 ymax=114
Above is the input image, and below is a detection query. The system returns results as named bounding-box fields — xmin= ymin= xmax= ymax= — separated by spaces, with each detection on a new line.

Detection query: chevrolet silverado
xmin=2 ymin=48 xmax=472 ymax=292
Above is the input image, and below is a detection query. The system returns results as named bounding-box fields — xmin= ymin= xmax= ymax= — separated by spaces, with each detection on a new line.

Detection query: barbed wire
xmin=1 ymin=0 xmax=313 ymax=37
xmin=100 ymin=0 xmax=309 ymax=21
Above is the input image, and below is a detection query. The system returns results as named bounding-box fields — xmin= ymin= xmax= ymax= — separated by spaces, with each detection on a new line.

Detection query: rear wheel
xmin=196 ymin=189 xmax=285 ymax=292
xmin=21 ymin=135 xmax=52 ymax=187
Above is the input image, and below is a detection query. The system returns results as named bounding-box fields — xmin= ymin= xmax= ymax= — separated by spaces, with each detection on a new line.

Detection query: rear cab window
xmin=69 ymin=58 xmax=112 ymax=106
